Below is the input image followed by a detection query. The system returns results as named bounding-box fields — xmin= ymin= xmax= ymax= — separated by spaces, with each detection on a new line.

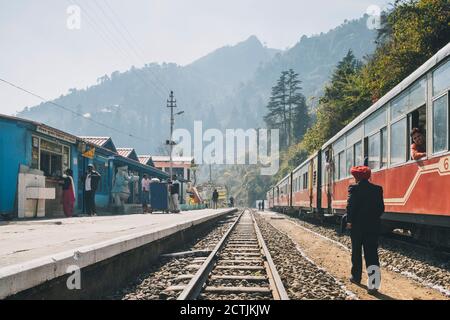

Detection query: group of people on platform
xmin=59 ymin=164 xmax=183 ymax=218
xmin=60 ymin=163 xmax=101 ymax=218
xmin=136 ymin=173 xmax=182 ymax=214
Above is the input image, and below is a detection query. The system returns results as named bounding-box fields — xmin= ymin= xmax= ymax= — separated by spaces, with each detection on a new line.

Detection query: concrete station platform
xmin=0 ymin=208 xmax=236 ymax=299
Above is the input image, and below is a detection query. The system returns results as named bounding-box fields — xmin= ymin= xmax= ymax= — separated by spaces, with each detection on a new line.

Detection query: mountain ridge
xmin=17 ymin=15 xmax=377 ymax=154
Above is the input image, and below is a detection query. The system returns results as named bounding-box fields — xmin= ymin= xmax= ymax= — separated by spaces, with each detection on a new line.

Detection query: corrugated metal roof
xmin=79 ymin=136 xmax=110 ymax=147
xmin=151 ymin=156 xmax=194 ymax=163
xmin=138 ymin=155 xmax=151 ymax=165
xmin=117 ymin=147 xmax=134 ymax=158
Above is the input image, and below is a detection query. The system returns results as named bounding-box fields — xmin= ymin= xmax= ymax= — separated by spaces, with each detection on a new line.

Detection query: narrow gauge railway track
xmin=164 ymin=209 xmax=289 ymax=300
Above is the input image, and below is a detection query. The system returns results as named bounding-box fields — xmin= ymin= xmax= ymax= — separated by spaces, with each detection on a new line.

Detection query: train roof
xmin=275 ymin=172 xmax=291 ymax=186
xmin=322 ymin=42 xmax=450 ymax=150
xmin=292 ymin=151 xmax=318 ymax=174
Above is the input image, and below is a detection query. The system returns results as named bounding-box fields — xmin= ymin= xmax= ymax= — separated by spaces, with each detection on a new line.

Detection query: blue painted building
xmin=0 ymin=114 xmax=168 ymax=218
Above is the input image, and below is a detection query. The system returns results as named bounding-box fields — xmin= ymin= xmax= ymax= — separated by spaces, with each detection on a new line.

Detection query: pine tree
xmin=286 ymin=69 xmax=309 ymax=142
xmin=263 ymin=71 xmax=289 ymax=147
xmin=264 ymin=69 xmax=309 ymax=148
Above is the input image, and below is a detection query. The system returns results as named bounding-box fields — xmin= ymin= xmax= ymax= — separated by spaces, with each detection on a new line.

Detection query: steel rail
xmin=251 ymin=211 xmax=290 ymax=300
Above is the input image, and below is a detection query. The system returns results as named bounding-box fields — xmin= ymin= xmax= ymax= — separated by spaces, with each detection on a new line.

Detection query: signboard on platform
xmin=36 ymin=126 xmax=76 ymax=144
xmin=82 ymin=147 xmax=95 ymax=159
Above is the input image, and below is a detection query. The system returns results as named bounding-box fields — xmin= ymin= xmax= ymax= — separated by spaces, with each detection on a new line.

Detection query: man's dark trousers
xmin=85 ymin=190 xmax=96 ymax=215
xmin=350 ymin=227 xmax=379 ymax=281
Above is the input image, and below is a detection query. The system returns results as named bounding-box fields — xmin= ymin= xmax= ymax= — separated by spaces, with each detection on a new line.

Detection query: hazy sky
xmin=0 ymin=0 xmax=391 ymax=115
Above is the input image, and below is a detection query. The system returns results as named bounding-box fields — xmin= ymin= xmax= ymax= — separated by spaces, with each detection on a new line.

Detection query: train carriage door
xmin=324 ymin=147 xmax=333 ymax=214
xmin=289 ymin=172 xmax=293 ymax=207
xmin=308 ymin=160 xmax=313 ymax=208
xmin=316 ymin=152 xmax=322 ymax=212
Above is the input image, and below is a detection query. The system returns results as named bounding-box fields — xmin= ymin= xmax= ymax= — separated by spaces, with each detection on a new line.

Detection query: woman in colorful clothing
xmin=61 ymin=169 xmax=76 ymax=217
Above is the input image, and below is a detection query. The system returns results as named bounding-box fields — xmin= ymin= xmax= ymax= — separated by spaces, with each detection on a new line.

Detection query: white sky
xmin=0 ymin=0 xmax=391 ymax=115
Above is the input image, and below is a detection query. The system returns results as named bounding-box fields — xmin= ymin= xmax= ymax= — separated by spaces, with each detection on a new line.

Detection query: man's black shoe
xmin=367 ymin=288 xmax=378 ymax=295
xmin=349 ymin=277 xmax=361 ymax=284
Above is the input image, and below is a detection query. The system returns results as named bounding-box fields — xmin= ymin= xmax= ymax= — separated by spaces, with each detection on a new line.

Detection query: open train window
xmin=407 ymin=105 xmax=427 ymax=160
xmin=364 ymin=126 xmax=387 ymax=170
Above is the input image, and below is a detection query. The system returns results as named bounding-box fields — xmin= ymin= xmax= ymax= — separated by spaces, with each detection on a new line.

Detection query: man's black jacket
xmin=83 ymin=171 xmax=101 ymax=192
xmin=346 ymin=179 xmax=384 ymax=232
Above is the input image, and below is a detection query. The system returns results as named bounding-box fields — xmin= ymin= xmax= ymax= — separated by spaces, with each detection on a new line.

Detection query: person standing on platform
xmin=229 ymin=196 xmax=234 ymax=207
xmin=170 ymin=175 xmax=181 ymax=213
xmin=212 ymin=189 xmax=219 ymax=209
xmin=261 ymin=200 xmax=264 ymax=212
xmin=258 ymin=202 xmax=261 ymax=210
xmin=346 ymin=166 xmax=384 ymax=294
xmin=61 ymin=169 xmax=75 ymax=217
xmin=141 ymin=174 xmax=150 ymax=213
xmin=84 ymin=164 xmax=101 ymax=216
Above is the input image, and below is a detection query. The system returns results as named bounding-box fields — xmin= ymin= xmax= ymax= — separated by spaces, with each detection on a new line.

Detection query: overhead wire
xmin=0 ymin=77 xmax=151 ymax=141
xmin=67 ymin=0 xmax=168 ymax=101
xmin=91 ymin=0 xmax=172 ymax=96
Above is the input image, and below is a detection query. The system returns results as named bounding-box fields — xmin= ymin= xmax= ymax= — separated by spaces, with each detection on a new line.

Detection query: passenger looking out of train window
xmin=410 ymin=128 xmax=427 ymax=160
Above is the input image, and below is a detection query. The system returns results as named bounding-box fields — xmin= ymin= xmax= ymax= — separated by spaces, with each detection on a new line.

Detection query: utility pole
xmin=167 ymin=91 xmax=177 ymax=180
xmin=209 ymin=164 xmax=212 ymax=184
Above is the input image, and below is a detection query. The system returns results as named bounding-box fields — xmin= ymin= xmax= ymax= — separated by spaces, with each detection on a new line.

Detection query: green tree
xmin=302 ymin=50 xmax=364 ymax=154
xmin=264 ymin=71 xmax=289 ymax=147
xmin=264 ymin=69 xmax=309 ymax=148
xmin=286 ymin=69 xmax=310 ymax=141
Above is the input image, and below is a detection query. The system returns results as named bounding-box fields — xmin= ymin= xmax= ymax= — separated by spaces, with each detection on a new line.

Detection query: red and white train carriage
xmin=268 ymin=42 xmax=450 ymax=245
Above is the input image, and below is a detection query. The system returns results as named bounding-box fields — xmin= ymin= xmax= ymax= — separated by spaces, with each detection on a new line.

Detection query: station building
xmin=152 ymin=155 xmax=196 ymax=205
xmin=0 ymin=114 xmax=168 ymax=219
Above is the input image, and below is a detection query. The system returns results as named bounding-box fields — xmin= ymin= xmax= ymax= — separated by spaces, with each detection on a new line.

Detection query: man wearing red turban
xmin=346 ymin=166 xmax=385 ymax=294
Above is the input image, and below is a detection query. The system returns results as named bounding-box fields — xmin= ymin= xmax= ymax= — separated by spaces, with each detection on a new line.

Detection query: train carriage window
xmin=365 ymin=126 xmax=387 ymax=170
xmin=354 ymin=141 xmax=363 ymax=166
xmin=333 ymin=136 xmax=345 ymax=155
xmin=346 ymin=125 xmax=362 ymax=147
xmin=407 ymin=105 xmax=427 ymax=160
xmin=365 ymin=107 xmax=387 ymax=135
xmin=346 ymin=148 xmax=353 ymax=178
xmin=391 ymin=78 xmax=426 ymax=121
xmin=433 ymin=60 xmax=450 ymax=96
xmin=367 ymin=133 xmax=381 ymax=169
xmin=338 ymin=151 xmax=345 ymax=180
xmin=390 ymin=118 xmax=407 ymax=165
xmin=381 ymin=127 xmax=388 ymax=167
xmin=303 ymin=172 xmax=308 ymax=190
xmin=433 ymin=94 xmax=448 ymax=153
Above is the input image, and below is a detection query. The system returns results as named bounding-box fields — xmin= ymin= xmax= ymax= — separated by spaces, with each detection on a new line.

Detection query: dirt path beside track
xmin=259 ymin=212 xmax=448 ymax=300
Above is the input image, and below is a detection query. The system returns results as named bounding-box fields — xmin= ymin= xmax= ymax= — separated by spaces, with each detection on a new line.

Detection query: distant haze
xmin=0 ymin=0 xmax=390 ymax=115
